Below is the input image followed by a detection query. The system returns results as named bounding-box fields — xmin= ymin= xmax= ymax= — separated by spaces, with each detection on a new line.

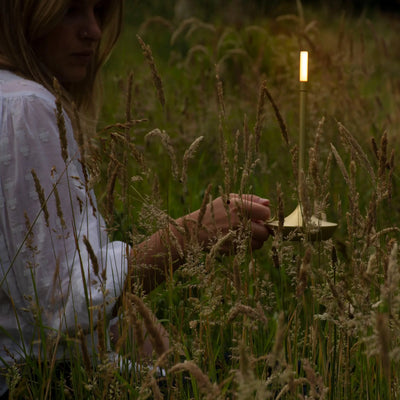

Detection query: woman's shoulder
xmin=0 ymin=69 xmax=56 ymax=106
xmin=0 ymin=69 xmax=73 ymax=142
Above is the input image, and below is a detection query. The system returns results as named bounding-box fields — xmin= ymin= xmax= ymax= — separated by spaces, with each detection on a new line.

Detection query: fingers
xmin=238 ymin=193 xmax=270 ymax=206
xmin=250 ymin=220 xmax=270 ymax=249
xmin=228 ymin=194 xmax=271 ymax=222
xmin=198 ymin=193 xmax=271 ymax=253
xmin=228 ymin=194 xmax=271 ymax=250
xmin=248 ymin=201 xmax=271 ymax=221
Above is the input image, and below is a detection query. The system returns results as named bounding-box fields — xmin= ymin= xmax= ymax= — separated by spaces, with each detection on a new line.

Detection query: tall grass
xmin=3 ymin=2 xmax=400 ymax=399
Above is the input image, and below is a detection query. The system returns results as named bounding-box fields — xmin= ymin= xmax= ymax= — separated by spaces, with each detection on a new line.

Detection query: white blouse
xmin=0 ymin=70 xmax=128 ymax=394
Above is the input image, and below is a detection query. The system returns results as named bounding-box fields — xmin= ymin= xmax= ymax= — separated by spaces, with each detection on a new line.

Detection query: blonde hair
xmin=0 ymin=0 xmax=124 ymax=117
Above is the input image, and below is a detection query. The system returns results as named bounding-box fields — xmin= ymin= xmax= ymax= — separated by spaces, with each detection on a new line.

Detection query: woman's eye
xmin=65 ymin=5 xmax=81 ymax=17
xmin=94 ymin=2 xmax=106 ymax=22
xmin=64 ymin=1 xmax=106 ymax=24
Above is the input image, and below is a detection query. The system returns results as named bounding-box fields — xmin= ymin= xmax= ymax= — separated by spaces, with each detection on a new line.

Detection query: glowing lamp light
xmin=299 ymin=51 xmax=308 ymax=82
xmin=266 ymin=49 xmax=338 ymax=241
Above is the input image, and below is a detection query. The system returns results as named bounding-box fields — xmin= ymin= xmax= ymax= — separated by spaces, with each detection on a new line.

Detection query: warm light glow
xmin=300 ymin=51 xmax=308 ymax=82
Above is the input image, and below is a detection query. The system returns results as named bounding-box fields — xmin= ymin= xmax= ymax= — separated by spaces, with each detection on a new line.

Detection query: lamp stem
xmin=299 ymin=80 xmax=307 ymax=191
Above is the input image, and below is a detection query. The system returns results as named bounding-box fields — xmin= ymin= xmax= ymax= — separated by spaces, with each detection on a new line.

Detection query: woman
xmin=0 ymin=0 xmax=271 ymax=397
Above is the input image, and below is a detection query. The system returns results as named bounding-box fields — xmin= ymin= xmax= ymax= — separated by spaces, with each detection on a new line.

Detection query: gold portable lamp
xmin=268 ymin=51 xmax=337 ymax=241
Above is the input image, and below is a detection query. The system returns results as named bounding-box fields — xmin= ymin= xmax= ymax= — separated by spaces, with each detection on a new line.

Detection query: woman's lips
xmin=71 ymin=51 xmax=93 ymax=64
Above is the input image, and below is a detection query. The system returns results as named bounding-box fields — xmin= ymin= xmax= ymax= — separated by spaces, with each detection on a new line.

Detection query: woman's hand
xmin=186 ymin=193 xmax=271 ymax=252
xmin=131 ymin=193 xmax=271 ymax=293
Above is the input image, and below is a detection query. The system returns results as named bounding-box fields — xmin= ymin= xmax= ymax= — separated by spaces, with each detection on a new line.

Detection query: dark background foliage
xmin=129 ymin=0 xmax=400 ymax=23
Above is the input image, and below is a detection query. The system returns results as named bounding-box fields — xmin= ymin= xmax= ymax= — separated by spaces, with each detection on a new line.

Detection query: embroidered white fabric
xmin=0 ymin=70 xmax=129 ymax=395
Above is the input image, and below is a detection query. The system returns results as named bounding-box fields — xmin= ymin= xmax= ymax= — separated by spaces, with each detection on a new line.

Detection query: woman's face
xmin=34 ymin=0 xmax=105 ymax=83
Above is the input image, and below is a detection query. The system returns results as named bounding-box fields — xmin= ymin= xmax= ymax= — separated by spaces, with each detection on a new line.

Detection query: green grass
xmin=5 ymin=2 xmax=400 ymax=399
xmin=98 ymin=4 xmax=400 ymax=398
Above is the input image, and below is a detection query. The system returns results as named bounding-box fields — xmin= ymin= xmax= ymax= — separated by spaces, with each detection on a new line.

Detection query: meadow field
xmin=5 ymin=1 xmax=400 ymax=399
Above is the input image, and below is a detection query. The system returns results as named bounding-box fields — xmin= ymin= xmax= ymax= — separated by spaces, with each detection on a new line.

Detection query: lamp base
xmin=267 ymin=204 xmax=337 ymax=241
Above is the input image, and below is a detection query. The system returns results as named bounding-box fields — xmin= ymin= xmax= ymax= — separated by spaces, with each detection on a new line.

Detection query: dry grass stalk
xmin=270 ymin=312 xmax=285 ymax=367
xmin=31 ymin=169 xmax=49 ymax=227
xmin=298 ymin=169 xmax=312 ymax=224
xmin=139 ymin=15 xmax=174 ymax=36
xmin=370 ymin=227 xmax=400 ymax=243
xmin=116 ymin=300 xmax=146 ymax=360
xmin=169 ymin=360 xmax=221 ymax=399
xmin=72 ymin=104 xmax=97 ymax=217
xmin=180 ymin=216 xmax=200 ymax=251
xmin=348 ymin=159 xmax=363 ymax=232
xmin=320 ymin=152 xmax=333 ymax=209
xmin=197 ymin=183 xmax=213 ymax=230
xmin=50 ymin=257 xmax=61 ymax=305
xmin=106 ymin=167 xmax=119 ymax=225
xmin=233 ymin=129 xmax=240 ymax=186
xmin=126 ymin=293 xmax=167 ymax=357
xmin=331 ymin=144 xmax=364 ymax=235
xmin=371 ymin=137 xmax=379 ymax=160
xmin=99 ymin=120 xmax=148 ymax=135
xmin=326 ymin=275 xmax=345 ymax=314
xmin=105 ymin=157 xmax=120 ymax=226
xmin=139 ymin=375 xmax=164 ymax=400
xmin=23 ymin=212 xmax=36 ymax=260
xmin=338 ymin=122 xmax=376 ymax=185
xmin=296 ymin=246 xmax=312 ymax=297
xmin=238 ymin=340 xmax=252 ymax=381
xmin=219 ymin=186 xmax=231 ymax=227
xmin=116 ymin=72 xmax=135 ymax=207
xmin=205 ymin=231 xmax=235 ymax=271
xmin=275 ymin=378 xmax=309 ymax=400
xmin=146 ymin=129 xmax=179 ymax=179
xmin=302 ymin=359 xmax=327 ymax=399
xmin=240 ymin=133 xmax=255 ymax=194
xmin=309 ymin=146 xmax=320 ymax=198
xmin=181 ymin=135 xmax=204 ymax=188
xmin=232 ymin=256 xmax=241 ymax=293
xmin=216 ymin=70 xmax=231 ymax=194
xmin=376 ymin=131 xmax=393 ymax=200
xmin=330 ymin=145 xmax=351 ymax=189
xmin=309 ymin=118 xmax=323 ymax=201
xmin=263 ymin=82 xmax=290 ymax=147
xmin=216 ymin=67 xmax=225 ymax=120
xmin=170 ymin=17 xmax=215 ymax=45
xmin=243 ymin=114 xmax=250 ymax=163
xmin=97 ymin=308 xmax=106 ymax=360
xmin=314 ymin=116 xmax=324 ymax=152
xmin=110 ymin=130 xmax=146 ymax=171
xmin=72 ymin=103 xmax=89 ymax=183
xmin=83 ymin=235 xmax=100 ymax=278
xmin=376 ymin=313 xmax=391 ymax=378
xmin=78 ymin=325 xmax=92 ymax=371
xmin=363 ymin=191 xmax=377 ymax=249
xmin=384 ymin=241 xmax=399 ymax=302
xmin=53 ymin=78 xmax=69 ymax=163
xmin=183 ymin=44 xmax=212 ymax=69
xmin=125 ymin=71 xmax=133 ymax=122
xmin=139 ymin=350 xmax=173 ymax=400
xmin=387 ymin=149 xmax=394 ymax=199
xmin=276 ymin=183 xmax=285 ymax=232
xmin=228 ymin=303 xmax=268 ymax=325
xmin=52 ymin=184 xmax=66 ymax=230
xmin=162 ymin=218 xmax=185 ymax=260
xmin=137 ymin=35 xmax=165 ymax=107
xmin=366 ymin=252 xmax=378 ymax=276
xmin=271 ymin=246 xmax=280 ymax=269
xmin=254 ymin=80 xmax=267 ymax=152
xmin=290 ymin=144 xmax=298 ymax=183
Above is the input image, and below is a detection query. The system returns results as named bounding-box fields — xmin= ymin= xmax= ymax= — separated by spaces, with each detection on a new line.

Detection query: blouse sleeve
xmin=0 ymin=90 xmax=128 ymax=335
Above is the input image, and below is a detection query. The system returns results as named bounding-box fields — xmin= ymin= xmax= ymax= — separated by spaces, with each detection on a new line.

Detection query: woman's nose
xmin=80 ymin=10 xmax=102 ymax=41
